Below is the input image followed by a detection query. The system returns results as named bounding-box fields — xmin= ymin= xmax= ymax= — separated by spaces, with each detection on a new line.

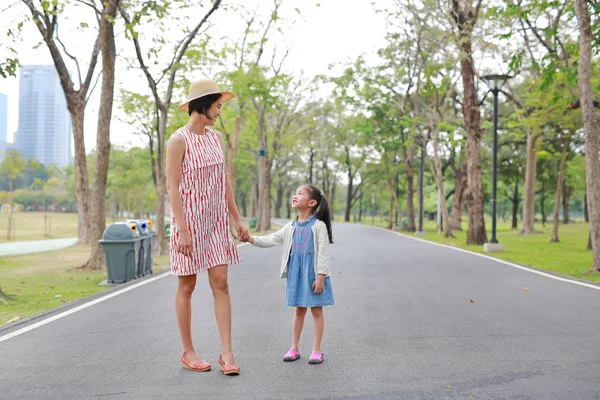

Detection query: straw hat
xmin=179 ymin=79 xmax=235 ymax=111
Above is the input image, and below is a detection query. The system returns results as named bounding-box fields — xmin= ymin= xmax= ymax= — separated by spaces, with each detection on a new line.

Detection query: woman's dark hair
xmin=188 ymin=93 xmax=222 ymax=117
xmin=306 ymin=185 xmax=333 ymax=244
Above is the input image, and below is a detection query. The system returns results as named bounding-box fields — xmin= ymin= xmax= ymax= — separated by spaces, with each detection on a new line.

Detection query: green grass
xmin=358 ymin=216 xmax=599 ymax=284
xmin=0 ymin=245 xmax=172 ymax=326
xmin=0 ymin=212 xmax=79 ymax=242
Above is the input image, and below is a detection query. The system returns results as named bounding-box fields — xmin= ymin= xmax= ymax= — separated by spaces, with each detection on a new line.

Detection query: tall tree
xmin=574 ymin=0 xmax=600 ymax=271
xmin=21 ymin=0 xmax=101 ymax=242
xmin=451 ymin=0 xmax=487 ymax=244
xmin=84 ymin=0 xmax=120 ymax=269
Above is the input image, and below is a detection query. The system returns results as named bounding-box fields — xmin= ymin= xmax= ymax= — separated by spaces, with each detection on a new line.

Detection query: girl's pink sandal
xmin=283 ymin=348 xmax=301 ymax=362
xmin=308 ymin=352 xmax=324 ymax=364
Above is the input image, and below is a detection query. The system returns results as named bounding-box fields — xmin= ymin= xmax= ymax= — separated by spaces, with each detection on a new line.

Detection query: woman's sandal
xmin=283 ymin=348 xmax=301 ymax=362
xmin=181 ymin=355 xmax=211 ymax=372
xmin=308 ymin=352 xmax=324 ymax=364
xmin=219 ymin=354 xmax=240 ymax=375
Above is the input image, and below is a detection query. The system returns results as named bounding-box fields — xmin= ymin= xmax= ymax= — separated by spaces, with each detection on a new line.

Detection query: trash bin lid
xmin=126 ymin=219 xmax=149 ymax=236
xmin=103 ymin=222 xmax=140 ymax=240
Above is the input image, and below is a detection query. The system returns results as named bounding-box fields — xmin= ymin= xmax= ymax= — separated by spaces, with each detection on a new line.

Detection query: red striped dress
xmin=170 ymin=127 xmax=240 ymax=276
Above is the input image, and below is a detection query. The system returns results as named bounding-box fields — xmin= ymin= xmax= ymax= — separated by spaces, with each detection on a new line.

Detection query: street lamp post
xmin=481 ymin=74 xmax=511 ymax=253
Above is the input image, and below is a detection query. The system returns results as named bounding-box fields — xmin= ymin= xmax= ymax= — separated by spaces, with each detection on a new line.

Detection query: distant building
xmin=15 ymin=65 xmax=72 ymax=168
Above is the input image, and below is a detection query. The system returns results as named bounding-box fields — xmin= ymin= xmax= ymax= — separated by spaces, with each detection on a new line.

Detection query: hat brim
xmin=178 ymin=91 xmax=235 ymax=111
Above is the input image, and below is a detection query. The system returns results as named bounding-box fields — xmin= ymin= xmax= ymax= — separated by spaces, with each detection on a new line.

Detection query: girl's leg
xmin=292 ymin=307 xmax=308 ymax=350
xmin=208 ymin=264 xmax=236 ymax=366
xmin=311 ymin=307 xmax=324 ymax=353
xmin=176 ymin=274 xmax=204 ymax=364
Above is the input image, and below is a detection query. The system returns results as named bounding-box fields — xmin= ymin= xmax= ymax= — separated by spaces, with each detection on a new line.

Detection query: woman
xmin=166 ymin=78 xmax=248 ymax=376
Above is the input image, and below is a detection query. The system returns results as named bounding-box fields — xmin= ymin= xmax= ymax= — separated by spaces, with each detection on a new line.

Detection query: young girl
xmin=243 ymin=185 xmax=334 ymax=364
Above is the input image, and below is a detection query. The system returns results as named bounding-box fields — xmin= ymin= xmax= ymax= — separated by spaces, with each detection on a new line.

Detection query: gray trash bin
xmin=144 ymin=219 xmax=156 ymax=275
xmin=99 ymin=222 xmax=141 ymax=284
xmin=126 ymin=219 xmax=150 ymax=278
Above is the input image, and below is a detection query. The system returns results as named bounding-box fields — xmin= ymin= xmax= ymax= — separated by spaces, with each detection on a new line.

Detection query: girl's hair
xmin=188 ymin=93 xmax=222 ymax=118
xmin=306 ymin=185 xmax=334 ymax=244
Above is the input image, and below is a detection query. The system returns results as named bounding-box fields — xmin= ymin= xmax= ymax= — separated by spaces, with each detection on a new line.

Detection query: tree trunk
xmin=388 ymin=196 xmax=394 ymax=230
xmin=584 ymin=192 xmax=589 ymax=223
xmin=226 ymin=115 xmax=241 ymax=193
xmin=551 ymin=139 xmax=568 ymax=243
xmin=275 ymin=180 xmax=284 ymax=219
xmin=331 ymin=179 xmax=337 ymax=220
xmin=308 ymin=147 xmax=315 ymax=185
xmin=250 ymin=177 xmax=258 ymax=219
xmin=257 ymin=109 xmax=270 ymax=232
xmin=521 ymin=130 xmax=538 ymax=234
xmin=345 ymin=175 xmax=354 ymax=222
xmin=562 ymin=182 xmax=570 ymax=224
xmin=427 ymin=129 xmax=452 ymax=238
xmin=240 ymin=192 xmax=247 ymax=218
xmin=84 ymin=0 xmax=119 ymax=269
xmin=404 ymin=142 xmax=416 ymax=232
xmin=511 ymin=180 xmax=519 ymax=229
xmin=450 ymin=164 xmax=467 ymax=231
xmin=70 ymin=109 xmax=91 ymax=243
xmin=458 ymin=37 xmax=486 ymax=245
xmin=540 ymin=181 xmax=547 ymax=226
xmin=589 ymin=232 xmax=593 ymax=250
xmin=155 ymin=106 xmax=169 ymax=254
xmin=574 ymin=0 xmax=600 ymax=271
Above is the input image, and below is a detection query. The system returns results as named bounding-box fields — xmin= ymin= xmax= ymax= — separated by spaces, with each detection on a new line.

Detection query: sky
xmin=0 ymin=0 xmax=392 ymax=151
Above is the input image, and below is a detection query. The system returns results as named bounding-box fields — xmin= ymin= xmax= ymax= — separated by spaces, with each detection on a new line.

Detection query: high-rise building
xmin=0 ymin=93 xmax=7 ymax=143
xmin=15 ymin=65 xmax=72 ymax=168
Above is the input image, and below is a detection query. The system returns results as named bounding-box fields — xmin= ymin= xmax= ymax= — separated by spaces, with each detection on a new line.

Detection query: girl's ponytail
xmin=307 ymin=185 xmax=334 ymax=244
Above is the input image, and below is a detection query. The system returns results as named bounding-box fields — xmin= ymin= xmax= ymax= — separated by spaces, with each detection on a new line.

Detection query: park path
xmin=0 ymin=237 xmax=78 ymax=257
xmin=1 ymin=223 xmax=599 ymax=399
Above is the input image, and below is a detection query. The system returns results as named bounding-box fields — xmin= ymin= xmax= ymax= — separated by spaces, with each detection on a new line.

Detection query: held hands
xmin=236 ymin=223 xmax=251 ymax=243
xmin=312 ymin=275 xmax=325 ymax=294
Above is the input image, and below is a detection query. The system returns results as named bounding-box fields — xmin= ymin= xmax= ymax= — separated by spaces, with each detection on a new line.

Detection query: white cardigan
xmin=251 ymin=219 xmax=331 ymax=279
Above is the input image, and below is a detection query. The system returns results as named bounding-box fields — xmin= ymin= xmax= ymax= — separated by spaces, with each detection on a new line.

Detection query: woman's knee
xmin=209 ymin=267 xmax=229 ymax=294
xmin=177 ymin=275 xmax=196 ymax=296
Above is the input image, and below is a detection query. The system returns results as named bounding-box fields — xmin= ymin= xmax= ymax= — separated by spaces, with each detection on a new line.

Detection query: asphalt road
xmin=1 ymin=223 xmax=599 ymax=399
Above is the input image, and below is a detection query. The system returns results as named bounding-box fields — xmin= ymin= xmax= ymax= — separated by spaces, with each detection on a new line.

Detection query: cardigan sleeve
xmin=251 ymin=224 xmax=288 ymax=248
xmin=315 ymin=222 xmax=331 ymax=276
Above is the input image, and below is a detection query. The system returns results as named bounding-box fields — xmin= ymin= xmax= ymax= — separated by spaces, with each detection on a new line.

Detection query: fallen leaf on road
xmin=469 ymin=299 xmax=474 ymax=303
xmin=7 ymin=316 xmax=22 ymax=324
xmin=448 ymin=386 xmax=452 ymax=389
xmin=524 ymin=287 xmax=528 ymax=290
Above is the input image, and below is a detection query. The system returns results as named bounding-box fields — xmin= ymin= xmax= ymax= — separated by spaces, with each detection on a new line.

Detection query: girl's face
xmin=203 ymin=99 xmax=223 ymax=126
xmin=292 ymin=186 xmax=317 ymax=210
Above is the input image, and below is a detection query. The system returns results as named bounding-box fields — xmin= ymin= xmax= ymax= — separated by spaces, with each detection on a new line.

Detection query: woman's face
xmin=203 ymin=98 xmax=223 ymax=126
xmin=292 ymin=186 xmax=317 ymax=210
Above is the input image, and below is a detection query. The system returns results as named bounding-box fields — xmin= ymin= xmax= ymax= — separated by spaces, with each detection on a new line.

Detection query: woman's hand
xmin=312 ymin=275 xmax=325 ymax=294
xmin=178 ymin=229 xmax=193 ymax=256
xmin=236 ymin=222 xmax=249 ymax=242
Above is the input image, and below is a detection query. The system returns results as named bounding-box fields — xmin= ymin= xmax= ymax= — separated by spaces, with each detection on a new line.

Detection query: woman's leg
xmin=176 ymin=274 xmax=204 ymax=364
xmin=311 ymin=306 xmax=324 ymax=353
xmin=291 ymin=307 xmax=308 ymax=350
xmin=208 ymin=264 xmax=236 ymax=365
